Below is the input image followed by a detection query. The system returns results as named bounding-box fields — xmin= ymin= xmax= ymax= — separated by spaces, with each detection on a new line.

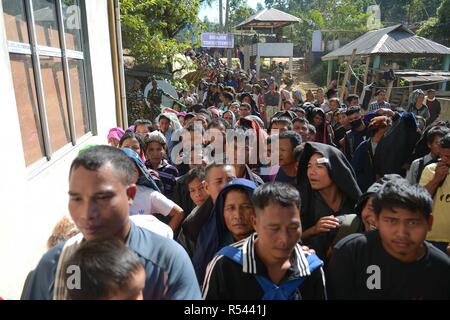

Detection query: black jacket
xmin=171 ymin=173 xmax=195 ymax=219
xmin=177 ymin=197 xmax=214 ymax=258
xmin=373 ymin=112 xmax=420 ymax=177
xmin=297 ymin=142 xmax=362 ymax=259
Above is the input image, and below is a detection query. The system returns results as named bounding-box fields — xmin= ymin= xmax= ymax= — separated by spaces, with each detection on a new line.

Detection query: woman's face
xmin=416 ymin=94 xmax=425 ymax=106
xmin=243 ymin=96 xmax=251 ymax=104
xmin=229 ymin=104 xmax=238 ymax=113
xmin=223 ymin=112 xmax=233 ymax=125
xmin=121 ymin=138 xmax=141 ymax=155
xmin=269 ymin=83 xmax=275 ymax=92
xmin=329 ymin=101 xmax=339 ymax=111
xmin=317 ymin=90 xmax=324 ymax=100
xmin=313 ymin=114 xmax=324 ymax=127
xmin=361 ymin=197 xmax=377 ymax=231
xmin=223 ymin=189 xmax=255 ymax=241
xmin=307 ymin=153 xmax=333 ymax=191
xmin=146 ymin=141 xmax=164 ymax=165
xmin=211 ymin=112 xmax=219 ymax=120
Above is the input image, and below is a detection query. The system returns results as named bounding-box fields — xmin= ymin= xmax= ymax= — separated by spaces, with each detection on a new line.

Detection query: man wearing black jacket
xmin=202 ymin=183 xmax=326 ymax=300
xmin=327 ymin=178 xmax=450 ymax=299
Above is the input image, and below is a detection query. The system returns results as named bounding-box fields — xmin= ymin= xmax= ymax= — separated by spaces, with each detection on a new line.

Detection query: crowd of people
xmin=19 ymin=60 xmax=450 ymax=301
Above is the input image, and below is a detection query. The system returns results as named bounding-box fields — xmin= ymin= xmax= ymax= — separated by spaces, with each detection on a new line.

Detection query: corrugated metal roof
xmin=322 ymin=24 xmax=450 ymax=61
xmin=394 ymin=70 xmax=450 ymax=76
xmin=400 ymin=75 xmax=450 ymax=82
xmin=236 ymin=8 xmax=300 ymax=30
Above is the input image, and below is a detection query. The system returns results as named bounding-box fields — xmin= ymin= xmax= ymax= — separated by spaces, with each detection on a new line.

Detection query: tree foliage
xmin=286 ymin=0 xmax=371 ymax=53
xmin=418 ymin=0 xmax=450 ymax=46
xmin=201 ymin=0 xmax=256 ymax=32
xmin=229 ymin=0 xmax=256 ymax=26
xmin=120 ymin=0 xmax=201 ymax=69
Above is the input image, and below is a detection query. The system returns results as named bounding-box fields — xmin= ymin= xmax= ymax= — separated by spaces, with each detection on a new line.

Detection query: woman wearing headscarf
xmin=297 ymin=142 xmax=362 ymax=261
xmin=196 ymin=79 xmax=208 ymax=104
xmin=372 ymin=110 xmax=420 ymax=177
xmin=407 ymin=89 xmax=431 ymax=123
xmin=239 ymin=92 xmax=262 ymax=119
xmin=222 ymin=110 xmax=236 ymax=127
xmin=107 ymin=127 xmax=125 ymax=148
xmin=234 ymin=118 xmax=269 ymax=179
xmin=309 ymin=108 xmax=335 ymax=146
xmin=207 ymin=107 xmax=221 ymax=120
xmin=191 ymin=179 xmax=257 ymax=283
xmin=144 ymin=131 xmax=179 ymax=199
xmin=156 ymin=112 xmax=182 ymax=162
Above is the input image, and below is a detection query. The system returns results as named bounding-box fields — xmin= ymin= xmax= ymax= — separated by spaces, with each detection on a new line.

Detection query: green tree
xmin=120 ymin=0 xmax=201 ymax=72
xmin=229 ymin=0 xmax=256 ymax=26
xmin=288 ymin=0 xmax=371 ymax=53
xmin=203 ymin=16 xmax=221 ymax=33
xmin=379 ymin=0 xmax=441 ymax=26
xmin=418 ymin=0 xmax=450 ymax=46
xmin=256 ymin=2 xmax=264 ymax=11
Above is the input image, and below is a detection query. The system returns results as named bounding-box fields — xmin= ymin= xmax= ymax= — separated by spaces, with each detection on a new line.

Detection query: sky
xmin=198 ymin=0 xmax=263 ymax=23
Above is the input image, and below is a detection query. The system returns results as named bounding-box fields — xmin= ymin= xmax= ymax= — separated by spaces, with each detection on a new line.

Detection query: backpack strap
xmin=416 ymin=156 xmax=426 ymax=183
xmin=53 ymin=233 xmax=84 ymax=300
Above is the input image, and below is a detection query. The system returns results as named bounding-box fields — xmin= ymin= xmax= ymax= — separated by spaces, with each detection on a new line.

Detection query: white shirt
xmin=130 ymin=215 xmax=173 ymax=239
xmin=129 ymin=185 xmax=175 ymax=216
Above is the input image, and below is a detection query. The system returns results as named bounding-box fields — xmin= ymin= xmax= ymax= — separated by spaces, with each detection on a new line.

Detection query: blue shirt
xmin=274 ymin=167 xmax=297 ymax=185
xmin=22 ymin=222 xmax=201 ymax=300
xmin=163 ymin=128 xmax=175 ymax=159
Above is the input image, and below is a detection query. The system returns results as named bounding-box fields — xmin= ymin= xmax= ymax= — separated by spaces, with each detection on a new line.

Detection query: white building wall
xmin=0 ymin=0 xmax=117 ymax=299
xmin=257 ymin=42 xmax=293 ymax=57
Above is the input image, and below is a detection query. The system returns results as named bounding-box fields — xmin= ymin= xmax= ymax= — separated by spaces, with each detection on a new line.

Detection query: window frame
xmin=3 ymin=0 xmax=96 ymax=177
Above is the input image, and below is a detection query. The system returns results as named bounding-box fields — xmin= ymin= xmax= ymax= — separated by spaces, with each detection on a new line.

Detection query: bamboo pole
xmin=341 ymin=48 xmax=357 ymax=101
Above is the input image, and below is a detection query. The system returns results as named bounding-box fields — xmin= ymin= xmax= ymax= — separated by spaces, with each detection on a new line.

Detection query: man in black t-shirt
xmin=327 ymin=178 xmax=450 ymax=299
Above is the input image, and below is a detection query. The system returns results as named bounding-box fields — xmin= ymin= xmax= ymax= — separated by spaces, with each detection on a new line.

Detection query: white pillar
xmin=289 ymin=56 xmax=293 ymax=77
xmin=256 ymin=55 xmax=261 ymax=79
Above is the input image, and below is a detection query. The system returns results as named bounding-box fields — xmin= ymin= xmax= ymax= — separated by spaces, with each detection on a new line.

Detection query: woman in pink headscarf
xmin=107 ymin=127 xmax=125 ymax=148
xmin=207 ymin=107 xmax=221 ymax=120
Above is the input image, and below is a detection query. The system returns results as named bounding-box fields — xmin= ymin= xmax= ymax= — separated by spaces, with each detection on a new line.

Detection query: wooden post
xmin=337 ymin=63 xmax=341 ymax=92
xmin=386 ymin=80 xmax=394 ymax=101
xmin=256 ymin=55 xmax=261 ymax=79
xmin=386 ymin=63 xmax=395 ymax=101
xmin=289 ymin=56 xmax=293 ymax=78
xmin=362 ymin=56 xmax=371 ymax=89
xmin=358 ymin=56 xmax=371 ymax=104
xmin=341 ymin=48 xmax=357 ymax=101
xmin=327 ymin=60 xmax=333 ymax=85
xmin=353 ymin=69 xmax=358 ymax=94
